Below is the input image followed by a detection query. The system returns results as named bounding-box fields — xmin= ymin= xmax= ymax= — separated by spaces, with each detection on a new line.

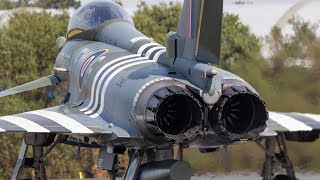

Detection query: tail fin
xmin=176 ymin=0 xmax=223 ymax=64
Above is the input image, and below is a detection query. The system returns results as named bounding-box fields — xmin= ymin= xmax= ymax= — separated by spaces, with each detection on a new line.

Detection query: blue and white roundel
xmin=79 ymin=49 xmax=109 ymax=90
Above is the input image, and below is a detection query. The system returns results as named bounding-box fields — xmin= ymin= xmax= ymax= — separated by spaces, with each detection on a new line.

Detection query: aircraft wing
xmin=0 ymin=106 xmax=130 ymax=138
xmin=261 ymin=111 xmax=320 ymax=136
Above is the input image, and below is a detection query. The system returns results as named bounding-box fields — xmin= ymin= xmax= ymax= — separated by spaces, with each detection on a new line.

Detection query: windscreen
xmin=67 ymin=1 xmax=133 ymax=36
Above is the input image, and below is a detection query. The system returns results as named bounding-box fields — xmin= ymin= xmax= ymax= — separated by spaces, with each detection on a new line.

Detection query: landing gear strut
xmin=32 ymin=146 xmax=47 ymax=180
xmin=123 ymin=149 xmax=144 ymax=180
xmin=256 ymin=133 xmax=297 ymax=180
xmin=122 ymin=148 xmax=192 ymax=180
xmin=11 ymin=135 xmax=63 ymax=180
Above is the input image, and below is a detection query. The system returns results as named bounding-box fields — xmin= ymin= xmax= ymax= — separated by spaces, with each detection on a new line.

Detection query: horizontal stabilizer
xmin=0 ymin=75 xmax=60 ymax=98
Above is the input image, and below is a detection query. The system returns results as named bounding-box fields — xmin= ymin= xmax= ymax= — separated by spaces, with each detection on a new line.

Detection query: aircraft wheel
xmin=272 ymin=174 xmax=291 ymax=180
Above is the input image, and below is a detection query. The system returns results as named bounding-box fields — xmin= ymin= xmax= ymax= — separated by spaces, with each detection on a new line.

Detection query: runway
xmin=192 ymin=172 xmax=320 ymax=180
xmin=58 ymin=171 xmax=320 ymax=180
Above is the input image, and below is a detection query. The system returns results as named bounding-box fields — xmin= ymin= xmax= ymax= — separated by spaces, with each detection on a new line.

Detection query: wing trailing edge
xmin=263 ymin=111 xmax=320 ymax=136
xmin=0 ymin=106 xmax=130 ymax=138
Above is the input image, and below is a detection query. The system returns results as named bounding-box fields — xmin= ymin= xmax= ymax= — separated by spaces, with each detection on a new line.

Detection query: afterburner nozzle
xmin=210 ymin=86 xmax=268 ymax=140
xmin=154 ymin=89 xmax=203 ymax=140
xmin=134 ymin=80 xmax=203 ymax=143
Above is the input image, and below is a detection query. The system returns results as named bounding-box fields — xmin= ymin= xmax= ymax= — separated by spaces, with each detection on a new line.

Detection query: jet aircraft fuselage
xmin=54 ymin=20 xmax=267 ymax=149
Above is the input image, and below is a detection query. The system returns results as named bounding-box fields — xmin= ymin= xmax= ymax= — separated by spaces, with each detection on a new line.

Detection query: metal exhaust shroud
xmin=209 ymin=86 xmax=268 ymax=140
xmin=134 ymin=80 xmax=203 ymax=143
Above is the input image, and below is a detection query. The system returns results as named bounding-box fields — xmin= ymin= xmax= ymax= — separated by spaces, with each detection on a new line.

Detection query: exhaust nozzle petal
xmin=210 ymin=86 xmax=268 ymax=140
xmin=134 ymin=80 xmax=203 ymax=143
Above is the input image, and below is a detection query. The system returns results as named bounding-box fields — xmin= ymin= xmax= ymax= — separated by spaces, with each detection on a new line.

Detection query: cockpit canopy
xmin=67 ymin=0 xmax=133 ymax=38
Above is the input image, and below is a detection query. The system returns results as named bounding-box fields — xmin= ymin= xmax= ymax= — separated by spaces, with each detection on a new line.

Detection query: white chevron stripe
xmin=300 ymin=113 xmax=320 ymax=122
xmin=223 ymin=77 xmax=246 ymax=82
xmin=90 ymin=60 xmax=157 ymax=118
xmin=269 ymin=112 xmax=313 ymax=131
xmin=145 ymin=47 xmax=165 ymax=58
xmin=28 ymin=110 xmax=93 ymax=134
xmin=83 ymin=57 xmax=148 ymax=115
xmin=81 ymin=43 xmax=163 ymax=113
xmin=84 ymin=43 xmax=163 ymax=115
xmin=0 ymin=116 xmax=50 ymax=133
xmin=79 ymin=54 xmax=140 ymax=112
xmin=0 ymin=128 xmax=5 ymax=132
xmin=153 ymin=49 xmax=166 ymax=61
xmin=130 ymin=36 xmax=150 ymax=43
xmin=137 ymin=43 xmax=160 ymax=55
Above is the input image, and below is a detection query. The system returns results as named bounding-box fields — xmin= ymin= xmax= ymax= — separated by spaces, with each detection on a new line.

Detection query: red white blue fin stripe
xmin=186 ymin=0 xmax=195 ymax=39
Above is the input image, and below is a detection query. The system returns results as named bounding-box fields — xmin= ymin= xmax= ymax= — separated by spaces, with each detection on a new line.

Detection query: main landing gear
xmin=256 ymin=133 xmax=297 ymax=180
xmin=12 ymin=134 xmax=299 ymax=180
xmin=12 ymin=134 xmax=63 ymax=180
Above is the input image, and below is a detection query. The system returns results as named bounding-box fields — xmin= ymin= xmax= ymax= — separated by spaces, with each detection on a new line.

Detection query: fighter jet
xmin=0 ymin=0 xmax=319 ymax=180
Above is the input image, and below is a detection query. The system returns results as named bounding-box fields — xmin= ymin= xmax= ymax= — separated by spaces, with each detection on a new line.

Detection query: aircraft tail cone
xmin=210 ymin=86 xmax=268 ymax=140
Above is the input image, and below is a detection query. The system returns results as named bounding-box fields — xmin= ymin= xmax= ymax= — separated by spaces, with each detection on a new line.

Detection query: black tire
xmin=273 ymin=174 xmax=292 ymax=180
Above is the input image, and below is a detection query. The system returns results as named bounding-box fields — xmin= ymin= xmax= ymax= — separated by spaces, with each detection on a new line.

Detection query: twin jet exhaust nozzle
xmin=133 ymin=80 xmax=268 ymax=144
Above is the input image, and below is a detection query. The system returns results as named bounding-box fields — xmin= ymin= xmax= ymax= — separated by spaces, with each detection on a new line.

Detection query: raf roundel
xmin=79 ymin=49 xmax=109 ymax=90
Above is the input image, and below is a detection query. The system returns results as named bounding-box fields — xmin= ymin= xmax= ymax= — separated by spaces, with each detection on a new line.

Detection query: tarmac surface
xmin=57 ymin=172 xmax=320 ymax=180
xmin=191 ymin=172 xmax=320 ymax=180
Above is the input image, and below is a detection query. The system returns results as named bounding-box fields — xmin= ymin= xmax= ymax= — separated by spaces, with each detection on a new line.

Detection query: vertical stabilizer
xmin=176 ymin=0 xmax=223 ymax=64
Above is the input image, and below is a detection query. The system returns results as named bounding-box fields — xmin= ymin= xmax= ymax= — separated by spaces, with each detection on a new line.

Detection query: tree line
xmin=0 ymin=0 xmax=80 ymax=10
